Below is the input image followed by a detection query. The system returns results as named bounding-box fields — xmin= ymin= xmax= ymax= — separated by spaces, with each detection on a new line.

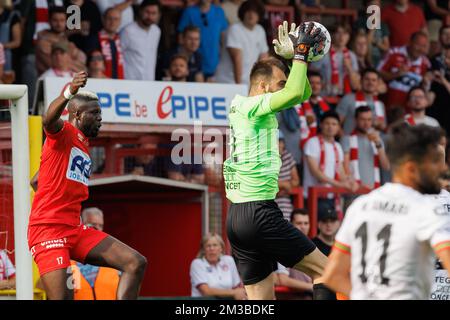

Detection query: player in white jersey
xmin=322 ymin=124 xmax=450 ymax=299
xmin=429 ymin=188 xmax=450 ymax=300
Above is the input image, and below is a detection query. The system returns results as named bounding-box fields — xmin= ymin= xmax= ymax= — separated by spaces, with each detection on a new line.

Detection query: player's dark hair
xmin=250 ymin=58 xmax=286 ymax=84
xmin=307 ymin=70 xmax=322 ymax=80
xmin=290 ymin=208 xmax=309 ymax=223
xmin=320 ymin=110 xmax=340 ymax=123
xmin=406 ymin=86 xmax=426 ymax=101
xmin=361 ymin=67 xmax=379 ymax=79
xmin=183 ymin=25 xmax=200 ymax=36
xmin=386 ymin=123 xmax=441 ymax=169
xmin=49 ymin=6 xmax=66 ymax=18
xmin=238 ymin=0 xmax=265 ymax=22
xmin=354 ymin=105 xmax=372 ymax=119
xmin=440 ymin=127 xmax=447 ymax=139
xmin=140 ymin=0 xmax=161 ymax=11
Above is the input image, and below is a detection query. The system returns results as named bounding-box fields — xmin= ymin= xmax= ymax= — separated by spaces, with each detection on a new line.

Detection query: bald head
xmin=81 ymin=207 xmax=104 ymax=231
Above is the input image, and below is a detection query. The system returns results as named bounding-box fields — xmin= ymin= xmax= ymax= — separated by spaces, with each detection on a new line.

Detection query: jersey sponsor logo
xmin=39 ymin=238 xmax=68 ymax=250
xmin=66 ymin=147 xmax=91 ymax=186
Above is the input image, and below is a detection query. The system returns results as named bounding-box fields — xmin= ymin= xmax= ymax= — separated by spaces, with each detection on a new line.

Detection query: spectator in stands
xmin=65 ymin=0 xmax=103 ymax=54
xmin=40 ymin=41 xmax=74 ymax=78
xmin=275 ymin=132 xmax=299 ymax=221
xmin=215 ymin=0 xmax=268 ymax=84
xmin=162 ymin=26 xmax=204 ymax=82
xmin=167 ymin=158 xmax=205 ymax=184
xmin=311 ymin=23 xmax=360 ymax=97
xmin=342 ymin=106 xmax=390 ymax=190
xmin=262 ymin=0 xmax=290 ymax=44
xmin=121 ymin=0 xmax=160 ymax=81
xmin=337 ymin=68 xmax=387 ymax=135
xmin=424 ymin=0 xmax=450 ymax=56
xmin=87 ymin=50 xmax=108 ymax=78
xmin=71 ymin=208 xmax=120 ymax=300
xmin=0 ymin=0 xmax=21 ymax=72
xmin=354 ymin=0 xmax=390 ymax=68
xmin=96 ymin=0 xmax=143 ymax=31
xmin=291 ymin=208 xmax=310 ymax=236
xmin=274 ymin=209 xmax=314 ymax=300
xmin=17 ymin=0 xmax=64 ymax=106
xmin=124 ymin=142 xmax=165 ymax=177
xmin=35 ymin=6 xmax=87 ymax=75
xmin=0 ymin=249 xmax=15 ymax=290
xmin=312 ymin=201 xmax=340 ymax=256
xmin=190 ymin=233 xmax=246 ymax=299
xmin=221 ymin=0 xmax=244 ymax=25
xmin=303 ymin=111 xmax=358 ymax=199
xmin=177 ymin=0 xmax=228 ymax=80
xmin=381 ymin=0 xmax=427 ymax=48
xmin=438 ymin=25 xmax=450 ymax=49
xmin=163 ymin=54 xmax=190 ymax=82
xmin=277 ymin=106 xmax=301 ymax=170
xmin=352 ymin=31 xmax=372 ymax=71
xmin=95 ymin=8 xmax=125 ymax=79
xmin=378 ymin=31 xmax=431 ymax=110
xmin=404 ymin=86 xmax=440 ymax=127
xmin=298 ymin=71 xmax=330 ymax=149
xmin=429 ymin=44 xmax=450 ymax=133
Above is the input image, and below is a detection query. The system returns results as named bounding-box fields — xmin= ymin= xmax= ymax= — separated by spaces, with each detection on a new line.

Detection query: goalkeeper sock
xmin=313 ymin=283 xmax=337 ymax=300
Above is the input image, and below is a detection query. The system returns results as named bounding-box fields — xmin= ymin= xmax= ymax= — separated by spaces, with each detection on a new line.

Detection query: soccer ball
xmin=302 ymin=21 xmax=331 ymax=62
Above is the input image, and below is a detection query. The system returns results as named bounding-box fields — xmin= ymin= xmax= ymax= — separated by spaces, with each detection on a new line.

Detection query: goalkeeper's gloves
xmin=291 ymin=22 xmax=325 ymax=63
xmin=272 ymin=21 xmax=299 ymax=60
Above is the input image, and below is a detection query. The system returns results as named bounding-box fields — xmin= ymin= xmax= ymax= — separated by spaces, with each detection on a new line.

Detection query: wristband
xmin=63 ymin=85 xmax=74 ymax=100
xmin=293 ymin=43 xmax=310 ymax=63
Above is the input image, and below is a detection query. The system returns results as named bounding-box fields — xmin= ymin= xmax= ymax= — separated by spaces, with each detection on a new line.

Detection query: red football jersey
xmin=377 ymin=46 xmax=430 ymax=108
xmin=29 ymin=122 xmax=91 ymax=227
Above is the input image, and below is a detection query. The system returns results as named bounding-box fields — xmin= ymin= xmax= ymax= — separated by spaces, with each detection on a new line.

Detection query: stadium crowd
xmin=2 ymin=0 xmax=450 ymax=300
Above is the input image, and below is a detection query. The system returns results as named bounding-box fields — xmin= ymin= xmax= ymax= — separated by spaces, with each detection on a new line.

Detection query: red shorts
xmin=28 ymin=224 xmax=109 ymax=276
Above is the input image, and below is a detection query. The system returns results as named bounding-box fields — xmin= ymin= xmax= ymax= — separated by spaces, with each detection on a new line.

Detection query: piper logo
xmin=66 ymin=147 xmax=91 ymax=186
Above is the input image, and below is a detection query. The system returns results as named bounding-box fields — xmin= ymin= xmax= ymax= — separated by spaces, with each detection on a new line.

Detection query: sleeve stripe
xmin=333 ymin=245 xmax=351 ymax=255
xmin=333 ymin=241 xmax=351 ymax=254
xmin=434 ymin=241 xmax=450 ymax=253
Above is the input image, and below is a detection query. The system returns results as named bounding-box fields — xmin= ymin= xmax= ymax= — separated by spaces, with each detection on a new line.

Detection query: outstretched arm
xmin=269 ymin=22 xmax=323 ymax=112
xmin=270 ymin=61 xmax=311 ymax=113
xmin=42 ymin=71 xmax=88 ymax=134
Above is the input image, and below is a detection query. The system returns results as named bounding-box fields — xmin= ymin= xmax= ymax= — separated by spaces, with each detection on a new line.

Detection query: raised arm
xmin=42 ymin=72 xmax=88 ymax=134
xmin=269 ymin=22 xmax=325 ymax=112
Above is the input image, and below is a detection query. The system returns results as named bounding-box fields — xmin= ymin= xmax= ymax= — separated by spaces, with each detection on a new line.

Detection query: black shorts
xmin=227 ymin=200 xmax=316 ymax=285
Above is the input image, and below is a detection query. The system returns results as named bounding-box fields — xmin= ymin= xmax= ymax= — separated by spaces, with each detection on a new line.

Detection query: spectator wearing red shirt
xmin=378 ymin=31 xmax=431 ymax=110
xmin=95 ymin=8 xmax=125 ymax=79
xmin=381 ymin=0 xmax=427 ymax=48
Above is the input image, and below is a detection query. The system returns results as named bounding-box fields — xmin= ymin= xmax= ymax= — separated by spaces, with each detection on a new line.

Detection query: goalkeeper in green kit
xmin=224 ymin=21 xmax=335 ymax=300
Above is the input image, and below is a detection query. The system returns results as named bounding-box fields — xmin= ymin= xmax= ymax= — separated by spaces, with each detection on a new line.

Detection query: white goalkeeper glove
xmin=272 ymin=21 xmax=299 ymax=60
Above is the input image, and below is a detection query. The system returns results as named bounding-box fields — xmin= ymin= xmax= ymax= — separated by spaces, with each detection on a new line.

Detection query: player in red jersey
xmin=28 ymin=72 xmax=147 ymax=300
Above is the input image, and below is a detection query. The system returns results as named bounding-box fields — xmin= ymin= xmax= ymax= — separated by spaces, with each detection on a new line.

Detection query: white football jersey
xmin=429 ymin=189 xmax=450 ymax=300
xmin=335 ymin=183 xmax=450 ymax=300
